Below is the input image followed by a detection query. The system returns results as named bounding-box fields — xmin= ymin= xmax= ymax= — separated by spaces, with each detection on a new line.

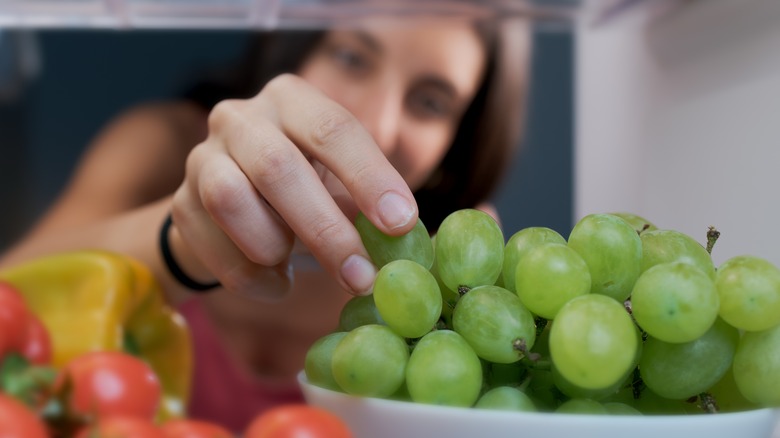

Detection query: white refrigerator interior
xmin=576 ymin=0 xmax=780 ymax=267
xmin=0 ymin=0 xmax=573 ymax=28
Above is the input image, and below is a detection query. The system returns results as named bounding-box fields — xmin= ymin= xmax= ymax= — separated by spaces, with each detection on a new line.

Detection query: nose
xmin=352 ymin=84 xmax=403 ymax=155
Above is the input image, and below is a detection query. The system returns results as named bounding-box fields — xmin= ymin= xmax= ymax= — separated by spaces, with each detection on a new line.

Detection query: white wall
xmin=576 ymin=0 xmax=780 ymax=267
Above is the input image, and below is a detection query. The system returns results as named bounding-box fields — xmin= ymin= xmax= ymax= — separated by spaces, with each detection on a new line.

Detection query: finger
xmin=216 ymin=113 xmax=376 ymax=295
xmin=193 ymin=146 xmax=295 ymax=266
xmin=317 ymin=161 xmax=361 ymax=223
xmin=262 ymin=74 xmax=419 ymax=236
xmin=172 ymin=144 xmax=294 ymax=300
xmin=172 ymin=187 xmax=293 ymax=301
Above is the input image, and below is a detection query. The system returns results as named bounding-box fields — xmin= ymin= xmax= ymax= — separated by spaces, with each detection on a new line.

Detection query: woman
xmin=0 ymin=16 xmax=530 ymax=431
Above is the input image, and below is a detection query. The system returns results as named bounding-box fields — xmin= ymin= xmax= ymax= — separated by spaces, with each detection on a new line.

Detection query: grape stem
xmin=631 ymin=367 xmax=645 ymax=400
xmin=698 ymin=392 xmax=720 ymax=414
xmin=521 ymin=357 xmax=552 ymax=371
xmin=434 ymin=316 xmax=451 ymax=331
xmin=517 ymin=374 xmax=533 ymax=392
xmin=624 ymin=299 xmax=648 ymax=341
xmin=512 ymin=338 xmax=540 ymax=363
xmin=706 ymin=226 xmax=720 ymax=255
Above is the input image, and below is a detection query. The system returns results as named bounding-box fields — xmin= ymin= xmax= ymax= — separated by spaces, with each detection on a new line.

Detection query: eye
xmin=407 ymin=89 xmax=455 ymax=121
xmin=328 ymin=44 xmax=371 ymax=75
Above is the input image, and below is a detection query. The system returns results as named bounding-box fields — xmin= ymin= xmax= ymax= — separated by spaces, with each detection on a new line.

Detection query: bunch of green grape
xmin=304 ymin=209 xmax=780 ymax=415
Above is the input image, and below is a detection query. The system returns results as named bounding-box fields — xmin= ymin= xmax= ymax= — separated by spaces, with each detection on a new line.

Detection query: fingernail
xmin=377 ymin=191 xmax=415 ymax=231
xmin=340 ymin=254 xmax=377 ymax=295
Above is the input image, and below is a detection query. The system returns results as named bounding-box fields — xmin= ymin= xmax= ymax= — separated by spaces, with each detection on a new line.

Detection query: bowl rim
xmin=297 ymin=370 xmax=780 ymax=423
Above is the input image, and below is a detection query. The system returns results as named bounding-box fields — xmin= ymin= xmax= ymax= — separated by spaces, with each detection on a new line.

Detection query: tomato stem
xmin=0 ymin=353 xmax=56 ymax=409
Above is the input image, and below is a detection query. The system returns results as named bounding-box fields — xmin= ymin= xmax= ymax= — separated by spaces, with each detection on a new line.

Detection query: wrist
xmin=159 ymin=213 xmax=220 ymax=292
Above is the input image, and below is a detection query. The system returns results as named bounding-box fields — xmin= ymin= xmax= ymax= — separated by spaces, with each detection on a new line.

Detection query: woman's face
xmin=298 ymin=20 xmax=487 ymax=191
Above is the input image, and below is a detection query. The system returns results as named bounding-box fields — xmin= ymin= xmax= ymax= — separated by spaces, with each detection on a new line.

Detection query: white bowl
xmin=298 ymin=371 xmax=779 ymax=438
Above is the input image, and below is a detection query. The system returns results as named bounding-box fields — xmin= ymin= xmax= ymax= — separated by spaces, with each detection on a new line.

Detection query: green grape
xmin=640 ymin=229 xmax=716 ymax=279
xmin=304 ymin=331 xmax=348 ymax=391
xmin=355 ymin=211 xmax=434 ymax=269
xmin=639 ymin=318 xmax=739 ymax=400
xmin=502 ymin=227 xmax=566 ymax=292
xmin=550 ymin=294 xmax=638 ymax=390
xmin=606 ymin=384 xmax=695 ymax=415
xmin=434 ymin=209 xmax=504 ymax=292
xmin=552 ymin=364 xmax=627 ymax=401
xmin=388 ymin=381 xmax=412 ymax=402
xmin=707 ymin=367 xmax=760 ymax=413
xmin=484 ymin=361 xmax=526 ymax=389
xmin=430 ymin=235 xmax=459 ymax=329
xmin=567 ymin=214 xmax=642 ymax=301
xmin=438 ymin=301 xmax=455 ymax=331
xmin=373 ymin=259 xmax=442 ymax=339
xmin=603 ymin=402 xmax=642 ymax=415
xmin=732 ymin=323 xmax=780 ymax=405
xmin=405 ymin=330 xmax=482 ymax=407
xmin=631 ymin=262 xmax=719 ymax=343
xmin=452 ymin=285 xmax=536 ymax=364
xmin=631 ymin=389 xmax=701 ymax=415
xmin=626 ymin=323 xmax=644 ymax=369
xmin=523 ymin=368 xmax=558 ymax=411
xmin=715 ymin=255 xmax=780 ymax=332
xmin=475 ymin=386 xmax=537 ymax=412
xmin=331 ymin=324 xmax=409 ymax=398
xmin=532 ymin=320 xmax=552 ymax=358
xmin=514 ymin=243 xmax=591 ymax=319
xmin=611 ymin=212 xmax=658 ymax=234
xmin=555 ymin=399 xmax=608 ymax=415
xmin=603 ymin=373 xmax=708 ymax=415
xmin=338 ymin=294 xmax=384 ymax=332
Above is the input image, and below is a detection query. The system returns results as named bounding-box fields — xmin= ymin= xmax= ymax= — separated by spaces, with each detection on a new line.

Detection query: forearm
xmin=0 ymin=197 xmax=195 ymax=306
xmin=0 ymin=101 xmax=211 ymax=305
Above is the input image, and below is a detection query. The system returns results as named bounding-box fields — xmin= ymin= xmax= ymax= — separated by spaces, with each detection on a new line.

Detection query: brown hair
xmin=185 ymin=19 xmax=531 ymax=230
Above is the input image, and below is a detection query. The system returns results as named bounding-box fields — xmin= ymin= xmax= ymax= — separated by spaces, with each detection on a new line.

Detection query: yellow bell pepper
xmin=0 ymin=249 xmax=192 ymax=421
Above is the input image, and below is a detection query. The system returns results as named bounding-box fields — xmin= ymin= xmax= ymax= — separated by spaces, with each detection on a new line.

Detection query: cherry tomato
xmin=75 ymin=416 xmax=166 ymax=438
xmin=59 ymin=351 xmax=161 ymax=419
xmin=20 ymin=313 xmax=52 ymax=365
xmin=0 ymin=281 xmax=31 ymax=357
xmin=244 ymin=404 xmax=352 ymax=438
xmin=160 ymin=419 xmax=233 ymax=437
xmin=0 ymin=393 xmax=49 ymax=438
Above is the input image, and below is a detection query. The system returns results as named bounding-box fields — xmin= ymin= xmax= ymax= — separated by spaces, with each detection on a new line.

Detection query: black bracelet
xmin=159 ymin=213 xmax=220 ymax=292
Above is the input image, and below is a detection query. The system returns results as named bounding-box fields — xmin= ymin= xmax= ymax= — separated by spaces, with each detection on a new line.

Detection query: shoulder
xmin=102 ymin=100 xmax=209 ymax=142
xmin=60 ymin=99 xmax=210 ymax=210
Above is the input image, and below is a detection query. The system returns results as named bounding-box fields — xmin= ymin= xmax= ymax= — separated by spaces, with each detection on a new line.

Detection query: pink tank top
xmin=177 ymin=298 xmax=305 ymax=433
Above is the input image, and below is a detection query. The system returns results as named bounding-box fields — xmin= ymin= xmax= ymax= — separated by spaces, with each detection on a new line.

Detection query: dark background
xmin=0 ymin=25 xmax=573 ymax=251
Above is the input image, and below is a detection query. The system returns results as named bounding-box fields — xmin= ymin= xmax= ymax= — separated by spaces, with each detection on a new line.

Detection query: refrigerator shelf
xmin=0 ymin=0 xmax=579 ymax=29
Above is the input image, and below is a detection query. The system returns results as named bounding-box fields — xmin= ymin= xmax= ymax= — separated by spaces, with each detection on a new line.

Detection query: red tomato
xmin=75 ymin=416 xmax=166 ymax=438
xmin=160 ymin=419 xmax=233 ymax=438
xmin=59 ymin=351 xmax=162 ymax=420
xmin=0 ymin=393 xmax=49 ymax=438
xmin=244 ymin=404 xmax=352 ymax=438
xmin=20 ymin=313 xmax=52 ymax=365
xmin=0 ymin=281 xmax=31 ymax=357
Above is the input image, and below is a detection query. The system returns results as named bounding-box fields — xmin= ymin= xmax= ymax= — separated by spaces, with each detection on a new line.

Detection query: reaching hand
xmin=170 ymin=74 xmax=419 ymax=299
